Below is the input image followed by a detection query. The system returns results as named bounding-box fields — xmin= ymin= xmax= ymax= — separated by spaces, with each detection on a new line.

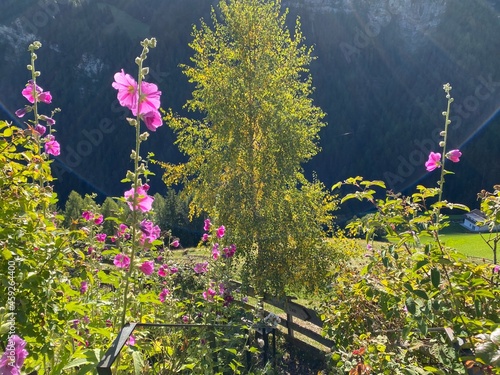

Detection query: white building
xmin=462 ymin=209 xmax=500 ymax=233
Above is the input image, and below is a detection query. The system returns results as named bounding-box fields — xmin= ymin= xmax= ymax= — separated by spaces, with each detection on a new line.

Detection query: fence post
xmin=286 ymin=296 xmax=294 ymax=338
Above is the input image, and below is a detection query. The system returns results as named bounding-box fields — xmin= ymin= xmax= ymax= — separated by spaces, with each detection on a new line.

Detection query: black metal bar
xmin=96 ymin=322 xmax=249 ymax=374
xmin=96 ymin=322 xmax=137 ymax=375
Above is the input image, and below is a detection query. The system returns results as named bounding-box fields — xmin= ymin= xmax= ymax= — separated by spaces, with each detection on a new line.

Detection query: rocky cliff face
xmin=284 ymin=0 xmax=448 ymax=36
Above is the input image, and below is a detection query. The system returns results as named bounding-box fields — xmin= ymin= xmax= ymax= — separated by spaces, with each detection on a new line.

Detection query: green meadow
xmin=435 ymin=220 xmax=497 ymax=261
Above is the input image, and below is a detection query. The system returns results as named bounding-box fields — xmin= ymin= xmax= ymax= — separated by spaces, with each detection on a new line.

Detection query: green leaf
xmin=63 ymin=358 xmax=89 ymax=370
xmin=412 ymin=289 xmax=429 ymax=300
xmin=132 ymin=350 xmax=145 ymax=375
xmin=406 ymin=297 xmax=416 ymax=315
xmin=179 ymin=363 xmax=196 ymax=370
xmin=225 ymin=348 xmax=238 ymax=355
xmin=2 ymin=127 xmax=13 ymax=137
xmin=431 ymin=267 xmax=441 ymax=288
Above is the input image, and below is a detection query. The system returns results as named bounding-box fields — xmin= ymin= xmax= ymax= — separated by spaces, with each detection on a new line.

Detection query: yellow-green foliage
xmin=163 ymin=0 xmax=336 ymax=297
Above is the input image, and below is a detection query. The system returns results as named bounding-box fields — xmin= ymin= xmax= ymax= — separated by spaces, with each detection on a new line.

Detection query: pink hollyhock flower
xmin=38 ymin=91 xmax=52 ymax=104
xmin=15 ymin=108 xmax=27 ymax=118
xmin=127 ymin=335 xmax=135 ymax=346
xmin=112 ymin=70 xmax=138 ymax=111
xmin=159 ymin=288 xmax=170 ymax=303
xmin=425 ymin=152 xmax=441 ymax=172
xmin=158 ymin=265 xmax=168 ymax=277
xmin=169 ymin=266 xmax=178 ymax=274
xmin=135 ymin=81 xmax=161 ymax=116
xmin=0 ymin=335 xmax=28 ymax=375
xmin=212 ymin=243 xmax=220 ymax=260
xmin=93 ymin=214 xmax=104 ymax=225
xmin=193 ymin=261 xmax=208 ymax=274
xmin=446 ymin=149 xmax=462 ymax=163
xmin=96 ymin=233 xmax=107 ymax=242
xmin=223 ymin=244 xmax=236 ymax=258
xmin=182 ymin=315 xmax=189 ymax=323
xmin=139 ymin=261 xmax=154 ymax=276
xmin=216 ymin=225 xmax=225 ymax=238
xmin=34 ymin=124 xmax=46 ymax=136
xmin=494 ymin=265 xmax=500 ymax=274
xmin=203 ymin=288 xmax=217 ymax=301
xmin=203 ymin=219 xmax=211 ymax=232
xmin=112 ymin=70 xmax=161 ymax=116
xmin=117 ymin=223 xmax=128 ymax=237
xmin=80 ymin=281 xmax=88 ymax=294
xmin=44 ymin=137 xmax=60 ymax=156
xmin=124 ymin=184 xmax=154 ymax=213
xmin=202 ymin=233 xmax=209 ymax=242
xmin=113 ymin=253 xmax=130 ymax=269
xmin=142 ymin=109 xmax=162 ymax=132
xmin=170 ymin=239 xmax=180 ymax=248
xmin=82 ymin=211 xmax=92 ymax=221
xmin=140 ymin=219 xmax=161 ymax=244
xmin=40 ymin=115 xmax=55 ymax=126
xmin=22 ymin=81 xmax=43 ymax=103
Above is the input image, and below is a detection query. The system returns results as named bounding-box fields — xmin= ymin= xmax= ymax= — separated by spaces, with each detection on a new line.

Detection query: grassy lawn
xmin=437 ymin=220 xmax=497 ymax=261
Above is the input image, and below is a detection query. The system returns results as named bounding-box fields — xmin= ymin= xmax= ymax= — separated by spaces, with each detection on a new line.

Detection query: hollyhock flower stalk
xmin=117 ymin=38 xmax=161 ymax=335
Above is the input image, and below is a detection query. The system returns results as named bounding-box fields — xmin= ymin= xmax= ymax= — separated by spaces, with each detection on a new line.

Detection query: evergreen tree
xmin=164 ymin=0 xmax=336 ymax=295
xmin=62 ymin=190 xmax=85 ymax=227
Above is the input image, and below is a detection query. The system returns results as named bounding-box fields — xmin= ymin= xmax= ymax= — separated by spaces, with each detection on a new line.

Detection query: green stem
xmin=119 ymin=58 xmax=143 ymax=331
xmin=435 ymin=87 xmax=453 ymax=234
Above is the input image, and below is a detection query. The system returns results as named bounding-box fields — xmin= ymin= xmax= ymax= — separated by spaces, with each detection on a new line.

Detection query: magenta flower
xmin=446 ymin=149 xmax=462 ymax=163
xmin=223 ymin=244 xmax=236 ymax=258
xmin=80 ymin=281 xmax=88 ymax=294
xmin=139 ymin=261 xmax=154 ymax=276
xmin=158 ymin=265 xmax=168 ymax=277
xmin=112 ymin=70 xmax=161 ymax=116
xmin=0 ymin=335 xmax=28 ymax=375
xmin=193 ymin=261 xmax=208 ymax=274
xmin=38 ymin=91 xmax=52 ymax=104
xmin=34 ymin=124 xmax=46 ymax=136
xmin=96 ymin=233 xmax=107 ymax=242
xmin=127 ymin=335 xmax=135 ymax=346
xmin=170 ymin=239 xmax=180 ymax=248
xmin=113 ymin=253 xmax=130 ymax=269
xmin=216 ymin=225 xmax=225 ymax=238
xmin=124 ymin=184 xmax=154 ymax=213
xmin=112 ymin=70 xmax=138 ymax=111
xmin=15 ymin=108 xmax=28 ymax=118
xmin=159 ymin=288 xmax=170 ymax=303
xmin=22 ymin=81 xmax=43 ymax=103
xmin=425 ymin=152 xmax=441 ymax=172
xmin=182 ymin=315 xmax=189 ymax=323
xmin=135 ymin=81 xmax=161 ymax=116
xmin=494 ymin=265 xmax=500 ymax=274
xmin=169 ymin=266 xmax=178 ymax=274
xmin=82 ymin=211 xmax=92 ymax=221
xmin=40 ymin=115 xmax=56 ymax=126
xmin=117 ymin=223 xmax=128 ymax=237
xmin=212 ymin=243 xmax=220 ymax=260
xmin=204 ymin=219 xmax=211 ymax=232
xmin=140 ymin=219 xmax=161 ymax=244
xmin=44 ymin=138 xmax=60 ymax=156
xmin=203 ymin=288 xmax=217 ymax=301
xmin=93 ymin=214 xmax=104 ymax=225
xmin=202 ymin=233 xmax=209 ymax=242
xmin=142 ymin=110 xmax=163 ymax=132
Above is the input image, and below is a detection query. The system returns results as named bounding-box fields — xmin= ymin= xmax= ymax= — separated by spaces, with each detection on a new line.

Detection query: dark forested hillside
xmin=1 ymin=0 xmax=499 ymax=213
